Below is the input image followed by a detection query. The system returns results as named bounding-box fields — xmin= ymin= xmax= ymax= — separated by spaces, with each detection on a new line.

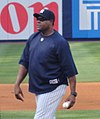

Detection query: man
xmin=14 ymin=8 xmax=78 ymax=119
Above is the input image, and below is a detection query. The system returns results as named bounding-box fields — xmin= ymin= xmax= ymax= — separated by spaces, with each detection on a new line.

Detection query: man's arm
xmin=65 ymin=76 xmax=77 ymax=109
xmin=14 ymin=64 xmax=28 ymax=101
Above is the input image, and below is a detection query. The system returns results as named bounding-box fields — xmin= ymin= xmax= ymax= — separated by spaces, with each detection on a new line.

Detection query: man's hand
xmin=14 ymin=85 xmax=24 ymax=102
xmin=64 ymin=94 xmax=76 ymax=109
xmin=66 ymin=76 xmax=77 ymax=109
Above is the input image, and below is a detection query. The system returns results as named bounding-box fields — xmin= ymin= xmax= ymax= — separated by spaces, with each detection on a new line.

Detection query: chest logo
xmin=40 ymin=38 xmax=44 ymax=42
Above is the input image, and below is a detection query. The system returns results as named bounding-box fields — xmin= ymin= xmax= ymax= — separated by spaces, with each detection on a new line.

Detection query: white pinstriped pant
xmin=34 ymin=85 xmax=67 ymax=119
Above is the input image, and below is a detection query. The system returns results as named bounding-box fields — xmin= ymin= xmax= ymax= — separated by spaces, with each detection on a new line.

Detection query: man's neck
xmin=41 ymin=28 xmax=54 ymax=36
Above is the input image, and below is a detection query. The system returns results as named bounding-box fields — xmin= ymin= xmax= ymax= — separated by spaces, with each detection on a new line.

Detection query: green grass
xmin=1 ymin=110 xmax=100 ymax=119
xmin=70 ymin=42 xmax=100 ymax=82
xmin=0 ymin=43 xmax=27 ymax=84
xmin=0 ymin=42 xmax=100 ymax=84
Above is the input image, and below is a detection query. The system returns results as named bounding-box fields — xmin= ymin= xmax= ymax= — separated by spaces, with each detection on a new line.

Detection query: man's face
xmin=36 ymin=16 xmax=52 ymax=32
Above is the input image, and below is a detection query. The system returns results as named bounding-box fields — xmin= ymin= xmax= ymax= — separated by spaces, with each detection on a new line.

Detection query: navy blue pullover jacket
xmin=19 ymin=31 xmax=78 ymax=94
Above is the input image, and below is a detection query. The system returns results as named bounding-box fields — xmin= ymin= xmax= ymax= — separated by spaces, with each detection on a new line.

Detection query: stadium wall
xmin=0 ymin=0 xmax=100 ymax=41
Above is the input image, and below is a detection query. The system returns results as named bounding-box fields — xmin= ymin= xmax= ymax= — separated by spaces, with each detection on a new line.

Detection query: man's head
xmin=33 ymin=9 xmax=55 ymax=33
xmin=33 ymin=8 xmax=55 ymax=25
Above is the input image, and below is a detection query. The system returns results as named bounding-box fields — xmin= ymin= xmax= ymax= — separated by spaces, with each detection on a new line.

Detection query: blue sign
xmin=72 ymin=0 xmax=100 ymax=38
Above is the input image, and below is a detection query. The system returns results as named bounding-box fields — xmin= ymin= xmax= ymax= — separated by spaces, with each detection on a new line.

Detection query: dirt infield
xmin=0 ymin=83 xmax=100 ymax=111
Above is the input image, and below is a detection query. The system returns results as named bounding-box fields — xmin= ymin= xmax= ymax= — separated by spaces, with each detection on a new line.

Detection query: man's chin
xmin=38 ymin=29 xmax=42 ymax=32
